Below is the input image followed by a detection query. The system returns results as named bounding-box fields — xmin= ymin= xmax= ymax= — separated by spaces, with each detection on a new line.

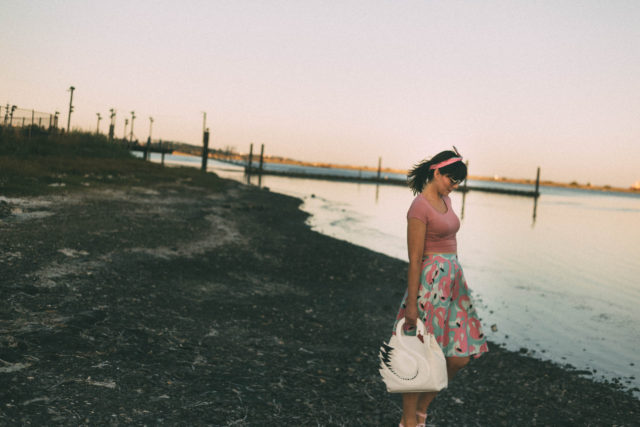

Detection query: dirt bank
xmin=1 ymin=178 xmax=638 ymax=426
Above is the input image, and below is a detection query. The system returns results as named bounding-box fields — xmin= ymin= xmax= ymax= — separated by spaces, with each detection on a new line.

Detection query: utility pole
xmin=148 ymin=116 xmax=154 ymax=141
xmin=130 ymin=111 xmax=136 ymax=143
xmin=96 ymin=113 xmax=102 ymax=134
xmin=67 ymin=86 xmax=75 ymax=132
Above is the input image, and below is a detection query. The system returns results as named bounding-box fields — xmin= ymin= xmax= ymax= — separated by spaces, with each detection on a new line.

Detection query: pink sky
xmin=2 ymin=0 xmax=639 ymax=187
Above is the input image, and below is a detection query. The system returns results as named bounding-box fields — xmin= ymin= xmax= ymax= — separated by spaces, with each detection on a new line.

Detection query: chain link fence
xmin=1 ymin=105 xmax=58 ymax=130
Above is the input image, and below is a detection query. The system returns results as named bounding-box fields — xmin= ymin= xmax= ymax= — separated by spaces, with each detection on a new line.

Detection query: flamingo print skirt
xmin=393 ymin=253 xmax=489 ymax=358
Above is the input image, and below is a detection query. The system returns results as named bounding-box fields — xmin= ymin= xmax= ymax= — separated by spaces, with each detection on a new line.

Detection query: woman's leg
xmin=446 ymin=355 xmax=469 ymax=380
xmin=400 ymin=392 xmax=419 ymax=427
xmin=416 ymin=392 xmax=437 ymax=422
xmin=414 ymin=356 xmax=471 ymax=420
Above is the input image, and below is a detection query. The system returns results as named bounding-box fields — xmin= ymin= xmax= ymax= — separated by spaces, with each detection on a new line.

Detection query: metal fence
xmin=1 ymin=105 xmax=58 ymax=129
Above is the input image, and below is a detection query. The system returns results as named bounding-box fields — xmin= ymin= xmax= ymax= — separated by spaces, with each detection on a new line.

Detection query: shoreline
xmin=1 ymin=175 xmax=638 ymax=425
xmin=172 ymin=151 xmax=640 ymax=195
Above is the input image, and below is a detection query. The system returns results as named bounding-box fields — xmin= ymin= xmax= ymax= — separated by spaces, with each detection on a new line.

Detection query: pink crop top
xmin=407 ymin=194 xmax=460 ymax=254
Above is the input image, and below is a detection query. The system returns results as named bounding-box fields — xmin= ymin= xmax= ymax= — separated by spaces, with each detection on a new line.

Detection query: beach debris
xmin=1 ymin=251 xmax=23 ymax=262
xmin=491 ymin=324 xmax=498 ymax=332
xmin=91 ymin=361 xmax=110 ymax=368
xmin=86 ymin=377 xmax=116 ymax=389
xmin=151 ymin=394 xmax=170 ymax=402
xmin=21 ymin=396 xmax=50 ymax=406
xmin=0 ymin=200 xmax=12 ymax=218
xmin=89 ymin=379 xmax=116 ymax=389
xmin=0 ymin=361 xmax=31 ymax=373
xmin=192 ymin=354 xmax=207 ymax=366
xmin=58 ymin=248 xmax=89 ymax=258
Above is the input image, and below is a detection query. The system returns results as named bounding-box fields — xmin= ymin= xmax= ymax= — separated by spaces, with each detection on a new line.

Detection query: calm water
xmin=148 ymin=153 xmax=640 ymax=393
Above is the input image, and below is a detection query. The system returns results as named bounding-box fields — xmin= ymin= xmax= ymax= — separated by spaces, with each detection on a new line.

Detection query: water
xmin=147 ymin=153 xmax=640 ymax=393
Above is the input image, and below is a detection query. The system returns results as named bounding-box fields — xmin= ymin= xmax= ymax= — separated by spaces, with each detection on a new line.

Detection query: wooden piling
xmin=248 ymin=143 xmax=254 ymax=169
xmin=29 ymin=110 xmax=34 ymax=141
xmin=144 ymin=137 xmax=151 ymax=161
xmin=159 ymin=140 xmax=165 ymax=166
xmin=259 ymin=144 xmax=265 ymax=174
xmin=464 ymin=161 xmax=469 ymax=192
xmin=535 ymin=167 xmax=541 ymax=197
xmin=201 ymin=129 xmax=210 ymax=171
xmin=377 ymin=157 xmax=382 ymax=181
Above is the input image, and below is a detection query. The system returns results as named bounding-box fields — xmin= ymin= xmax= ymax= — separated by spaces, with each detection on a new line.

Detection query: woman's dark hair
xmin=407 ymin=149 xmax=467 ymax=195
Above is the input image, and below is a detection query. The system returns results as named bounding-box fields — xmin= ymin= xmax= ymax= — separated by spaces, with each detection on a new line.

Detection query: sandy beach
xmin=1 ymin=176 xmax=639 ymax=426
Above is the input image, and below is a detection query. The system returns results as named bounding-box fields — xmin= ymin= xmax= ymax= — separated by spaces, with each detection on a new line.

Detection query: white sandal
xmin=417 ymin=411 xmax=427 ymax=426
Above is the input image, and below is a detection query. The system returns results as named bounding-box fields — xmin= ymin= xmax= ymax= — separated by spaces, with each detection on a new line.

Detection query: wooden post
xmin=247 ymin=143 xmax=254 ymax=172
xmin=144 ymin=136 xmax=151 ymax=161
xmin=29 ymin=109 xmax=34 ymax=141
xmin=534 ymin=167 xmax=541 ymax=197
xmin=377 ymin=157 xmax=382 ymax=181
xmin=259 ymin=144 xmax=265 ymax=174
xmin=464 ymin=160 xmax=469 ymax=192
xmin=160 ymin=140 xmax=165 ymax=166
xmin=201 ymin=129 xmax=210 ymax=171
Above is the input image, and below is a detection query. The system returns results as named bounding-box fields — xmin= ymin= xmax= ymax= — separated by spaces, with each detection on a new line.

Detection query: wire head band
xmin=429 ymin=157 xmax=463 ymax=170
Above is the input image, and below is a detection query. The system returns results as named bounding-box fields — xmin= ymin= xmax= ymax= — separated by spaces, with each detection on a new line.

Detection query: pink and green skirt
xmin=393 ymin=253 xmax=489 ymax=358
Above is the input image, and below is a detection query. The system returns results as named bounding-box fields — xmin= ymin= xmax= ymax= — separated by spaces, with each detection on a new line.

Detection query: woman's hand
xmin=404 ymin=300 xmax=419 ymax=328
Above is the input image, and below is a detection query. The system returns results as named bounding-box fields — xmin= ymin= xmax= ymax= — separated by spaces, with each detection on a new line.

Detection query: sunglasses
xmin=447 ymin=176 xmax=462 ymax=185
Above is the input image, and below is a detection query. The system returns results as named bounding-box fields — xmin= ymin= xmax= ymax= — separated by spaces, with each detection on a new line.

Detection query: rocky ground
xmin=1 ymin=177 xmax=638 ymax=426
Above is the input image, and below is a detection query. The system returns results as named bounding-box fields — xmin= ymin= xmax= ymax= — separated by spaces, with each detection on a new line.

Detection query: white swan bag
xmin=378 ymin=318 xmax=448 ymax=393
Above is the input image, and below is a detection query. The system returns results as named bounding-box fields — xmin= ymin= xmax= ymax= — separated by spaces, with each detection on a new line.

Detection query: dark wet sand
xmin=1 ymin=178 xmax=638 ymax=426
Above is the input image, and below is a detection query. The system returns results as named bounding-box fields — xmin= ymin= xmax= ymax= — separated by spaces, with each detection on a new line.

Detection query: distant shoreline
xmin=172 ymin=150 xmax=640 ymax=195
xmin=467 ymin=175 xmax=640 ymax=194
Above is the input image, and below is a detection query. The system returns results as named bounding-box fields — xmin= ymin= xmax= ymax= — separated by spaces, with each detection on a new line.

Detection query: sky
xmin=2 ymin=0 xmax=639 ymax=188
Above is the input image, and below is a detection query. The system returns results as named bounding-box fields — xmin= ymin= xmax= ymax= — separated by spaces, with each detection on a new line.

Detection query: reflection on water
xmin=151 ymin=154 xmax=640 ymax=394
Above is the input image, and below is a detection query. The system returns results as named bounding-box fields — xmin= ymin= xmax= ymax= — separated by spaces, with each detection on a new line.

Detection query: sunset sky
xmin=2 ymin=1 xmax=639 ymax=187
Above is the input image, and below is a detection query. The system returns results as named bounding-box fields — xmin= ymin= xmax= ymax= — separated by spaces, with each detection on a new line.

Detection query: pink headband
xmin=429 ymin=157 xmax=462 ymax=170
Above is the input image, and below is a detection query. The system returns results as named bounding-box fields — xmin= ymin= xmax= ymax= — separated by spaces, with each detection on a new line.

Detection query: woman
xmin=395 ymin=148 xmax=488 ymax=427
